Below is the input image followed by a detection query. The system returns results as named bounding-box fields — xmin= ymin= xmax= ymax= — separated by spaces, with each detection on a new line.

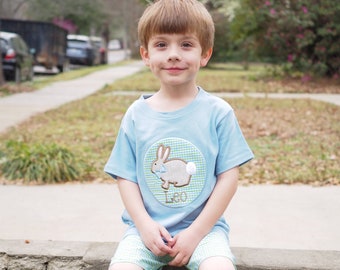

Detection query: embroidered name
xmin=164 ymin=190 xmax=188 ymax=203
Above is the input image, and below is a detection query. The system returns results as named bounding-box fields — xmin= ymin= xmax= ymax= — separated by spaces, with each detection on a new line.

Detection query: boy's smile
xmin=140 ymin=33 xmax=212 ymax=89
xmin=164 ymin=66 xmax=186 ymax=75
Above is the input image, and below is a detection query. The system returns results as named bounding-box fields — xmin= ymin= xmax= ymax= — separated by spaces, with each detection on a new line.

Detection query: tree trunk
xmin=0 ymin=60 xmax=4 ymax=87
xmin=0 ymin=28 xmax=6 ymax=86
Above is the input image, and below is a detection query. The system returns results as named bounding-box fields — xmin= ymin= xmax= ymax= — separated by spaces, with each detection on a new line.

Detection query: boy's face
xmin=140 ymin=33 xmax=212 ymax=88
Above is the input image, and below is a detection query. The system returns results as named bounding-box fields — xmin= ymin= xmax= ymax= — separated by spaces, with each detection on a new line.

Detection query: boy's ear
xmin=200 ymin=47 xmax=213 ymax=67
xmin=140 ymin=46 xmax=150 ymax=66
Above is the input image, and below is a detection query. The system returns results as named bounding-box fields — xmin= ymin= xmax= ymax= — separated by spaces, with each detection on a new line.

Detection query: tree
xmin=25 ymin=0 xmax=145 ymax=57
xmin=0 ymin=0 xmax=29 ymax=19
xmin=231 ymin=0 xmax=340 ymax=77
xmin=100 ymin=0 xmax=144 ymax=58
xmin=26 ymin=0 xmax=108 ymax=35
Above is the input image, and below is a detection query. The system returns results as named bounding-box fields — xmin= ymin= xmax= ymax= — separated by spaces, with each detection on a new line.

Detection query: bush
xmin=0 ymin=141 xmax=90 ymax=184
xmin=232 ymin=0 xmax=340 ymax=77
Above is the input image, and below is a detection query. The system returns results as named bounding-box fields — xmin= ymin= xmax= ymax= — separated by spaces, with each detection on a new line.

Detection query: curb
xmin=1 ymin=239 xmax=339 ymax=270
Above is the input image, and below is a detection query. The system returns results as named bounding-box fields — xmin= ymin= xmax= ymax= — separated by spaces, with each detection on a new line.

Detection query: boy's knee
xmin=162 ymin=266 xmax=187 ymax=270
xmin=109 ymin=263 xmax=143 ymax=270
xmin=199 ymin=256 xmax=235 ymax=270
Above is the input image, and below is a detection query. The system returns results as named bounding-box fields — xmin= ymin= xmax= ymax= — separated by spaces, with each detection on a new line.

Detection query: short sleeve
xmin=215 ymin=109 xmax=254 ymax=175
xmin=104 ymin=121 xmax=137 ymax=183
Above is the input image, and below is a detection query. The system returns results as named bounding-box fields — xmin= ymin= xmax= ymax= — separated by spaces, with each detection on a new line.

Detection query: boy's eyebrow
xmin=151 ymin=34 xmax=199 ymax=41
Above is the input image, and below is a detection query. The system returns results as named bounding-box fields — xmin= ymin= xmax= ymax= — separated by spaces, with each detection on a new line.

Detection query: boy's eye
xmin=155 ymin=42 xmax=166 ymax=48
xmin=182 ymin=42 xmax=193 ymax=48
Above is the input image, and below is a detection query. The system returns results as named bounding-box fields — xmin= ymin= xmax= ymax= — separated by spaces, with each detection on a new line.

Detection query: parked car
xmin=91 ymin=36 xmax=107 ymax=64
xmin=0 ymin=31 xmax=34 ymax=83
xmin=66 ymin=35 xmax=100 ymax=66
xmin=108 ymin=39 xmax=121 ymax=50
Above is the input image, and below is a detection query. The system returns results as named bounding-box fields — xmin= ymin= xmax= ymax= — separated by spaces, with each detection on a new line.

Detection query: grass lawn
xmin=0 ymin=63 xmax=339 ymax=185
xmin=101 ymin=63 xmax=340 ymax=94
xmin=0 ymin=61 xmax=129 ymax=97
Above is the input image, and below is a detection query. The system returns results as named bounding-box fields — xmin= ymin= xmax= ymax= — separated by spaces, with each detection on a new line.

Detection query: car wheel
xmin=14 ymin=66 xmax=21 ymax=83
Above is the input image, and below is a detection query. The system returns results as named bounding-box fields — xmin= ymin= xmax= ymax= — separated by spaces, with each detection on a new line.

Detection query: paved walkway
xmin=111 ymin=90 xmax=340 ymax=106
xmin=0 ymin=183 xmax=340 ymax=251
xmin=0 ymin=61 xmax=145 ymax=133
xmin=0 ymin=62 xmax=339 ymax=252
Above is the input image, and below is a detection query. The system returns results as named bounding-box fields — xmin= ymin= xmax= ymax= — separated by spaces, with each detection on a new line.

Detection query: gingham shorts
xmin=110 ymin=227 xmax=236 ymax=270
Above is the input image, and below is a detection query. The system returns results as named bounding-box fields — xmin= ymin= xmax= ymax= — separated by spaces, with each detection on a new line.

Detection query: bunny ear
xmin=157 ymin=145 xmax=164 ymax=159
xmin=156 ymin=144 xmax=170 ymax=161
xmin=163 ymin=147 xmax=170 ymax=160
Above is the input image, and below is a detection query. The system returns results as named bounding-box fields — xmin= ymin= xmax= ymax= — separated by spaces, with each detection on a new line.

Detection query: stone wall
xmin=1 ymin=239 xmax=339 ymax=270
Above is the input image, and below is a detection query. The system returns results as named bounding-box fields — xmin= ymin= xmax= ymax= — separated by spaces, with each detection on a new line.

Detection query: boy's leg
xmin=199 ymin=256 xmax=235 ymax=270
xmin=109 ymin=234 xmax=171 ymax=270
xmin=109 ymin=263 xmax=143 ymax=270
xmin=186 ymin=228 xmax=236 ymax=270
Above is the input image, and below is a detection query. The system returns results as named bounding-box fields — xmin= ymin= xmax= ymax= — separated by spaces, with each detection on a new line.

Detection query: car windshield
xmin=0 ymin=38 xmax=9 ymax=52
xmin=93 ymin=41 xmax=101 ymax=47
xmin=67 ymin=40 xmax=88 ymax=48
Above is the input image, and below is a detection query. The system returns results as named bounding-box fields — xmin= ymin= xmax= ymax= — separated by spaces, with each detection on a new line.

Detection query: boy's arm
xmin=117 ymin=178 xmax=174 ymax=256
xmin=168 ymin=166 xmax=239 ymax=266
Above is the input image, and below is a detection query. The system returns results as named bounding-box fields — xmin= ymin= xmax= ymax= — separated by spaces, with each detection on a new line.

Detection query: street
xmin=33 ymin=49 xmax=128 ymax=75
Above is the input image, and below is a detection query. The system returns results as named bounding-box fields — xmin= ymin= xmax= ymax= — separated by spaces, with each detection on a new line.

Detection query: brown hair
xmin=138 ymin=0 xmax=215 ymax=54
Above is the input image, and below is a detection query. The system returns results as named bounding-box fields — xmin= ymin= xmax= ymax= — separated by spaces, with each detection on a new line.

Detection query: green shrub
xmin=232 ymin=0 xmax=340 ymax=77
xmin=0 ymin=140 xmax=89 ymax=184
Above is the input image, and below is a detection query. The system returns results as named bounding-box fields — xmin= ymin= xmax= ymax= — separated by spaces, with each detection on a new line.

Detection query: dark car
xmin=0 ymin=31 xmax=34 ymax=83
xmin=66 ymin=35 xmax=100 ymax=66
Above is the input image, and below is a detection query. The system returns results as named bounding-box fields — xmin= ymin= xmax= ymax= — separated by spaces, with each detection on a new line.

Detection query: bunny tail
xmin=186 ymin=162 xmax=196 ymax=175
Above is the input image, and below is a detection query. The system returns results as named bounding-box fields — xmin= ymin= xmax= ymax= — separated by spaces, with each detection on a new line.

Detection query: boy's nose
xmin=167 ymin=47 xmax=181 ymax=61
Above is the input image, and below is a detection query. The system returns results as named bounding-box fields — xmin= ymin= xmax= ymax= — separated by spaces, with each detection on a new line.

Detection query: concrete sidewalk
xmin=111 ymin=90 xmax=340 ymax=106
xmin=0 ymin=61 xmax=340 ymax=257
xmin=0 ymin=61 xmax=145 ymax=133
xmin=0 ymin=183 xmax=340 ymax=252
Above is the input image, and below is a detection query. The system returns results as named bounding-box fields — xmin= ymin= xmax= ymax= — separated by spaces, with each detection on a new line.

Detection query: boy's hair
xmin=138 ymin=0 xmax=215 ymax=54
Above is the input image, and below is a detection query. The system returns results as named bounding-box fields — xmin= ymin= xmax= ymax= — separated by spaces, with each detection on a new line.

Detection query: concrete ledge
xmin=0 ymin=240 xmax=339 ymax=270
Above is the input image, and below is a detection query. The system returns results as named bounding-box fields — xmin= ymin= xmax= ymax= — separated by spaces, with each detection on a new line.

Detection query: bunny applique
xmin=151 ymin=144 xmax=196 ymax=190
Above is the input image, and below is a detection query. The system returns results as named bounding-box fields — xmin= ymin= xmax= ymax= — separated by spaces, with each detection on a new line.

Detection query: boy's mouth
xmin=164 ymin=67 xmax=185 ymax=73
xmin=166 ymin=66 xmax=183 ymax=70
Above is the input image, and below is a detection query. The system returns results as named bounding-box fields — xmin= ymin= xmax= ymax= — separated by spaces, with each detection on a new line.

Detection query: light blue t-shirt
xmin=104 ymin=88 xmax=254 ymax=237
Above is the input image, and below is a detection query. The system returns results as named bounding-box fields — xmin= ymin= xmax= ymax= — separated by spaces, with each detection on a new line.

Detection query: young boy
xmin=104 ymin=0 xmax=254 ymax=269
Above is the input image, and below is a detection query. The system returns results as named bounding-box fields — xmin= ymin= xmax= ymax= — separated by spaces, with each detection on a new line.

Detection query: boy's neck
xmin=146 ymin=84 xmax=199 ymax=112
xmin=160 ymin=82 xmax=198 ymax=98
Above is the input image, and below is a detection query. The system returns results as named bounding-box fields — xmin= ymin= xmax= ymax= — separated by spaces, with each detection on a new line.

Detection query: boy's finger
xmin=158 ymin=241 xmax=173 ymax=254
xmin=168 ymin=253 xmax=187 ymax=267
xmin=160 ymin=227 xmax=174 ymax=244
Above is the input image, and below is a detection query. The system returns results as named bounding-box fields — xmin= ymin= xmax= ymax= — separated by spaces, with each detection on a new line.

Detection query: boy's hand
xmin=139 ymin=219 xmax=175 ymax=256
xmin=117 ymin=179 xmax=175 ymax=256
xmin=168 ymin=228 xmax=201 ymax=267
